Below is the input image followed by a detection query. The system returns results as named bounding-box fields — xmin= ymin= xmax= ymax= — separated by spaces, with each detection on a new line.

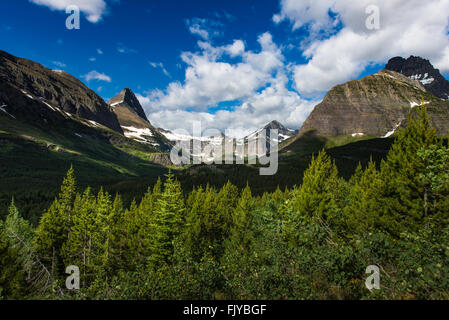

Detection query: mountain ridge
xmin=0 ymin=50 xmax=123 ymax=134
xmin=298 ymin=66 xmax=449 ymax=138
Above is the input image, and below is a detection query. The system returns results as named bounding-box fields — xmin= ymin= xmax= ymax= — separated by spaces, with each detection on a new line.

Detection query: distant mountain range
xmin=1 ymin=49 xmax=448 ymax=169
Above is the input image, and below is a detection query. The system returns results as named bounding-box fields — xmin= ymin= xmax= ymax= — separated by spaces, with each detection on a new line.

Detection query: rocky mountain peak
xmin=263 ymin=120 xmax=298 ymax=137
xmin=108 ymin=88 xmax=148 ymax=122
xmin=386 ymin=56 xmax=449 ymax=100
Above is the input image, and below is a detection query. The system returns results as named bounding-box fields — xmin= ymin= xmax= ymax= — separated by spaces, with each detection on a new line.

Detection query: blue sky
xmin=1 ymin=0 xmax=449 ymax=136
xmin=1 ymin=0 xmax=304 ymax=99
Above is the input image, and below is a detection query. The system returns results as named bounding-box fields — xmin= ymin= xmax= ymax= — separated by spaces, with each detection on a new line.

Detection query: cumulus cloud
xmin=138 ymin=33 xmax=317 ymax=137
xmin=30 ymin=0 xmax=108 ymax=23
xmin=82 ymin=70 xmax=111 ymax=82
xmin=275 ymin=0 xmax=449 ymax=96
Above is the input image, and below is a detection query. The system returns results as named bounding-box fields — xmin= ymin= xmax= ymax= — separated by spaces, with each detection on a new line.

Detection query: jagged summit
xmin=108 ymin=88 xmax=148 ymax=122
xmin=107 ymin=88 xmax=172 ymax=151
xmin=386 ymin=56 xmax=449 ymax=100
xmin=263 ymin=120 xmax=298 ymax=137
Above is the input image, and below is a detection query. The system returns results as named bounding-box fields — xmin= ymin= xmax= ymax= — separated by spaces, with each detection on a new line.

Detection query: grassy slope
xmin=0 ymin=114 xmax=168 ymax=223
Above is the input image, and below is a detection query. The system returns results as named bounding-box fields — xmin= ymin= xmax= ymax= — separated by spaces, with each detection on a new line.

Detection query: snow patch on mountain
xmin=383 ymin=122 xmax=402 ymax=138
xmin=409 ymin=73 xmax=435 ymax=86
xmin=409 ymin=100 xmax=430 ymax=108
xmin=110 ymin=101 xmax=124 ymax=107
xmin=21 ymin=90 xmax=34 ymax=100
xmin=0 ymin=104 xmax=16 ymax=119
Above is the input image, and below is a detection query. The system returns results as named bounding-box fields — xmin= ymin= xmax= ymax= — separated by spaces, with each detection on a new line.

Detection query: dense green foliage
xmin=1 ymin=107 xmax=449 ymax=300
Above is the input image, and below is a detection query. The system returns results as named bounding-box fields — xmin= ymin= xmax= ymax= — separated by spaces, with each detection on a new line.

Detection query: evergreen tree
xmin=63 ymin=188 xmax=97 ymax=286
xmin=149 ymin=171 xmax=185 ymax=266
xmin=34 ymin=166 xmax=77 ymax=275
xmin=103 ymin=194 xmax=125 ymax=273
xmin=0 ymin=219 xmax=27 ymax=299
xmin=287 ymin=151 xmax=346 ymax=239
xmin=229 ymin=184 xmax=254 ymax=250
xmin=344 ymin=160 xmax=383 ymax=234
xmin=378 ymin=106 xmax=442 ymax=232
xmin=4 ymin=198 xmax=34 ymax=283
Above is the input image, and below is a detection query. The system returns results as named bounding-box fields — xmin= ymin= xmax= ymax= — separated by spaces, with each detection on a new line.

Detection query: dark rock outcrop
xmin=386 ymin=56 xmax=449 ymax=100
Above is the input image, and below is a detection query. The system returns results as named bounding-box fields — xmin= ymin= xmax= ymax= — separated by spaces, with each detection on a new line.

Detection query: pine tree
xmin=229 ymin=184 xmax=254 ymax=250
xmin=5 ymin=198 xmax=34 ymax=281
xmin=0 ymin=218 xmax=27 ymax=299
xmin=149 ymin=171 xmax=185 ymax=266
xmin=62 ymin=188 xmax=97 ymax=286
xmin=290 ymin=151 xmax=346 ymax=223
xmin=378 ymin=106 xmax=442 ymax=233
xmin=344 ymin=160 xmax=383 ymax=233
xmin=103 ymin=194 xmax=125 ymax=273
xmin=34 ymin=166 xmax=77 ymax=275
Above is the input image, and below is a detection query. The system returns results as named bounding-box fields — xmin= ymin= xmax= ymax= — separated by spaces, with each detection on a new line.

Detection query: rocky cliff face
xmin=299 ymin=69 xmax=449 ymax=137
xmin=386 ymin=56 xmax=449 ymax=100
xmin=0 ymin=50 xmax=123 ymax=133
xmin=108 ymin=88 xmax=149 ymax=125
xmin=108 ymin=88 xmax=172 ymax=151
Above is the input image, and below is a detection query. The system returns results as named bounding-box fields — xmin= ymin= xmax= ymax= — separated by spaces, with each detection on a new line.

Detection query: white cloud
xmin=144 ymin=33 xmax=284 ymax=112
xmin=189 ymin=24 xmax=210 ymax=40
xmin=149 ymin=62 xmax=171 ymax=77
xmin=52 ymin=61 xmax=66 ymax=68
xmin=82 ymin=70 xmax=111 ymax=82
xmin=275 ymin=0 xmax=449 ymax=96
xmin=30 ymin=0 xmax=107 ymax=23
xmin=186 ymin=18 xmax=223 ymax=40
xmin=117 ymin=43 xmax=137 ymax=54
xmin=138 ymin=33 xmax=317 ymax=137
xmin=97 ymin=49 xmax=103 ymax=55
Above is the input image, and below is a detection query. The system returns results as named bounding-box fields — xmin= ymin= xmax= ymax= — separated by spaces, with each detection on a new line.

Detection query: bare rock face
xmin=0 ymin=50 xmax=123 ymax=133
xmin=386 ymin=56 xmax=449 ymax=100
xmin=299 ymin=69 xmax=449 ymax=137
xmin=108 ymin=88 xmax=148 ymax=126
xmin=108 ymin=88 xmax=172 ymax=151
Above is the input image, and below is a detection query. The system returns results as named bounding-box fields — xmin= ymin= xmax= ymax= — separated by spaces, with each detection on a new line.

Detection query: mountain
xmin=386 ymin=56 xmax=449 ymax=100
xmin=107 ymin=88 xmax=172 ymax=151
xmin=246 ymin=120 xmax=297 ymax=143
xmin=0 ymin=50 xmax=122 ymax=133
xmin=108 ymin=88 xmax=149 ymax=124
xmin=0 ymin=51 xmax=176 ymax=219
xmin=299 ymin=68 xmax=449 ymax=138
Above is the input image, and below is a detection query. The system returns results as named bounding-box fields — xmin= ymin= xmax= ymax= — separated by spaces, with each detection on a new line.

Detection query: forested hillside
xmin=1 ymin=107 xmax=448 ymax=300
